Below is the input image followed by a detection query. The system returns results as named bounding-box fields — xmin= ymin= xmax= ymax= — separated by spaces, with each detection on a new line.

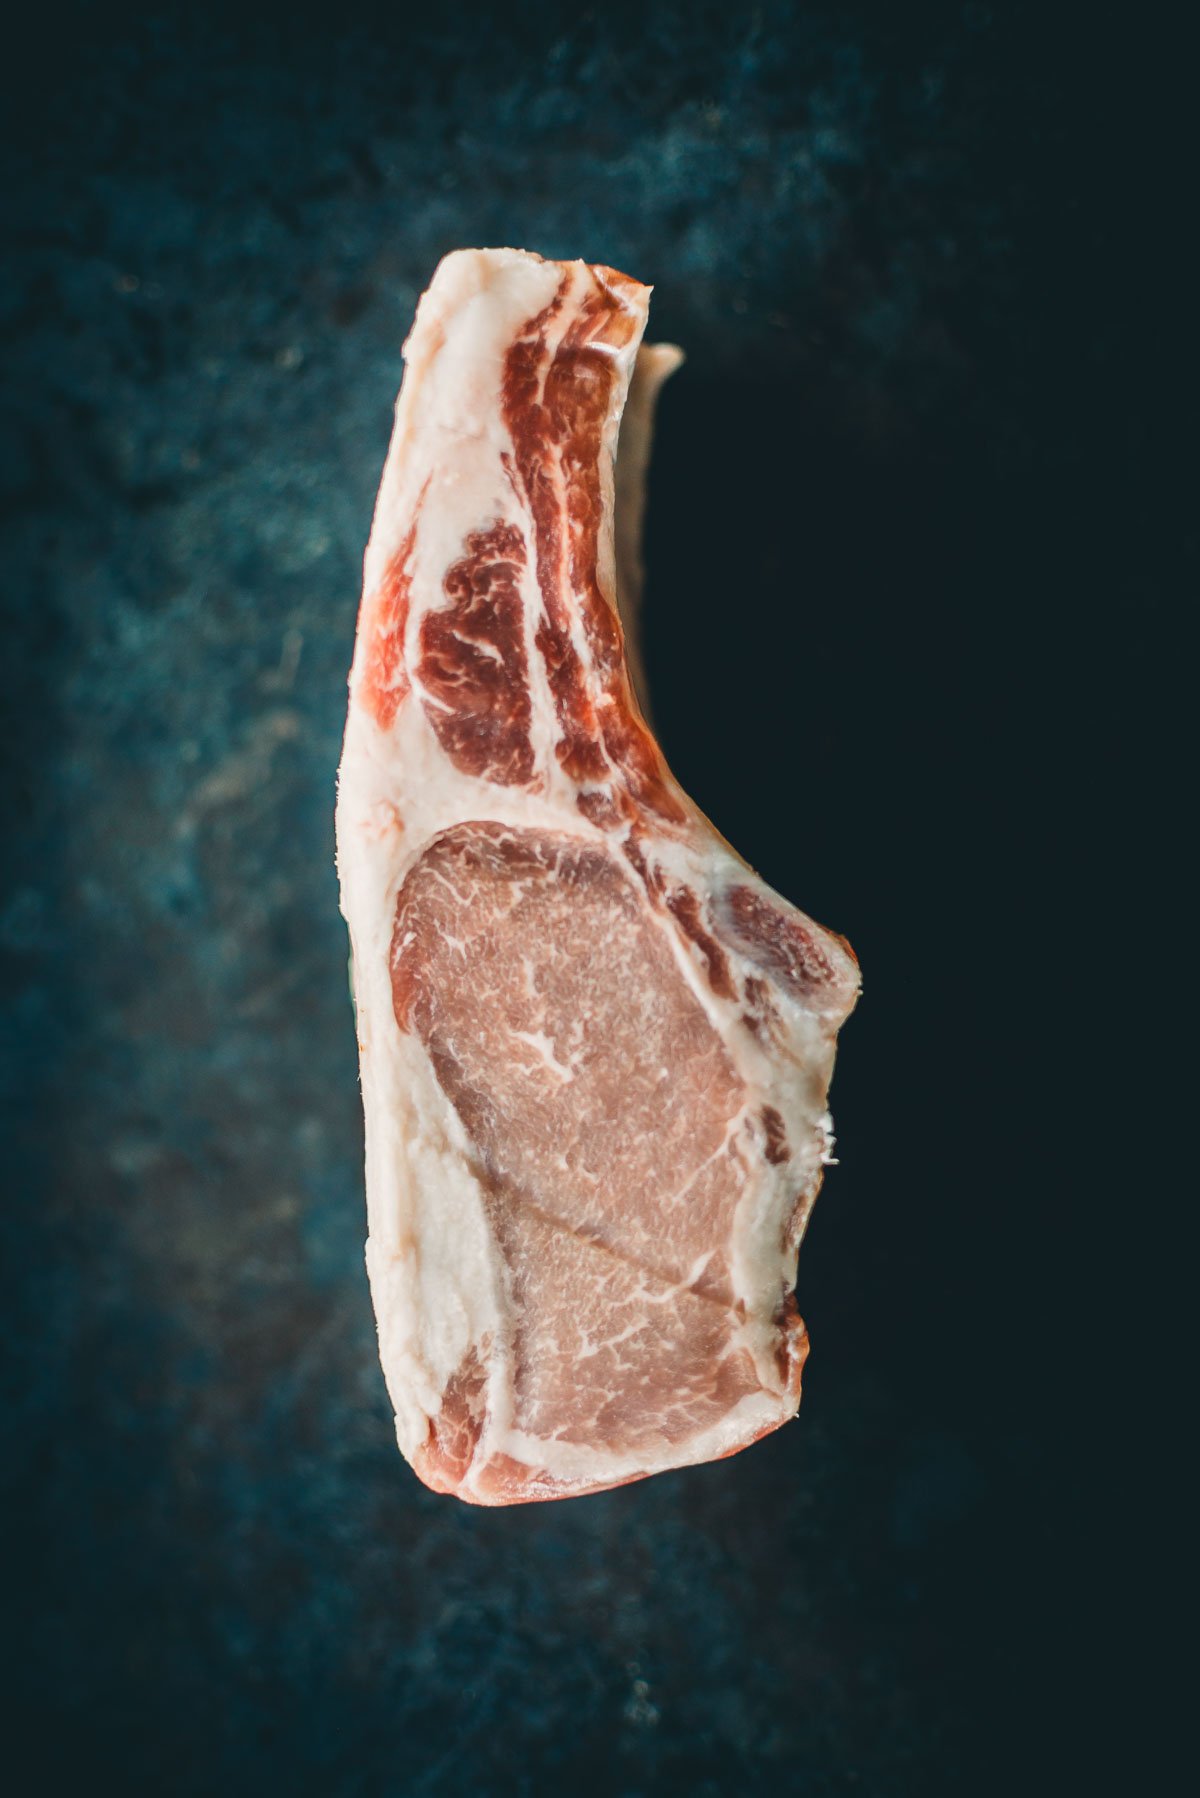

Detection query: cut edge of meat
xmin=613 ymin=341 xmax=684 ymax=720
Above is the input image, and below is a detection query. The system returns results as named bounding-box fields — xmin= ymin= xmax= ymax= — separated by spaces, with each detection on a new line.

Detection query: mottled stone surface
xmin=2 ymin=3 xmax=1137 ymax=1792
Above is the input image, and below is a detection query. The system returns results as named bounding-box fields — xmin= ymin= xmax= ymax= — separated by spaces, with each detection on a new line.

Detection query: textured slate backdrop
xmin=2 ymin=4 xmax=1149 ymax=1793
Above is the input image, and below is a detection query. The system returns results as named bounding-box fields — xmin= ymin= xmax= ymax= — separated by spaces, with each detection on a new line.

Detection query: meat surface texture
xmin=336 ymin=248 xmax=859 ymax=1504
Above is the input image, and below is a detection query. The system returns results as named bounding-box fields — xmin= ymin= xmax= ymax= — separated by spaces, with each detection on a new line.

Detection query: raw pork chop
xmin=336 ymin=249 xmax=859 ymax=1504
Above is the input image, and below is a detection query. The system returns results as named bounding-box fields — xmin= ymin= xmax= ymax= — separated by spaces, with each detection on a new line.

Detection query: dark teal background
xmin=2 ymin=4 xmax=1153 ymax=1793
